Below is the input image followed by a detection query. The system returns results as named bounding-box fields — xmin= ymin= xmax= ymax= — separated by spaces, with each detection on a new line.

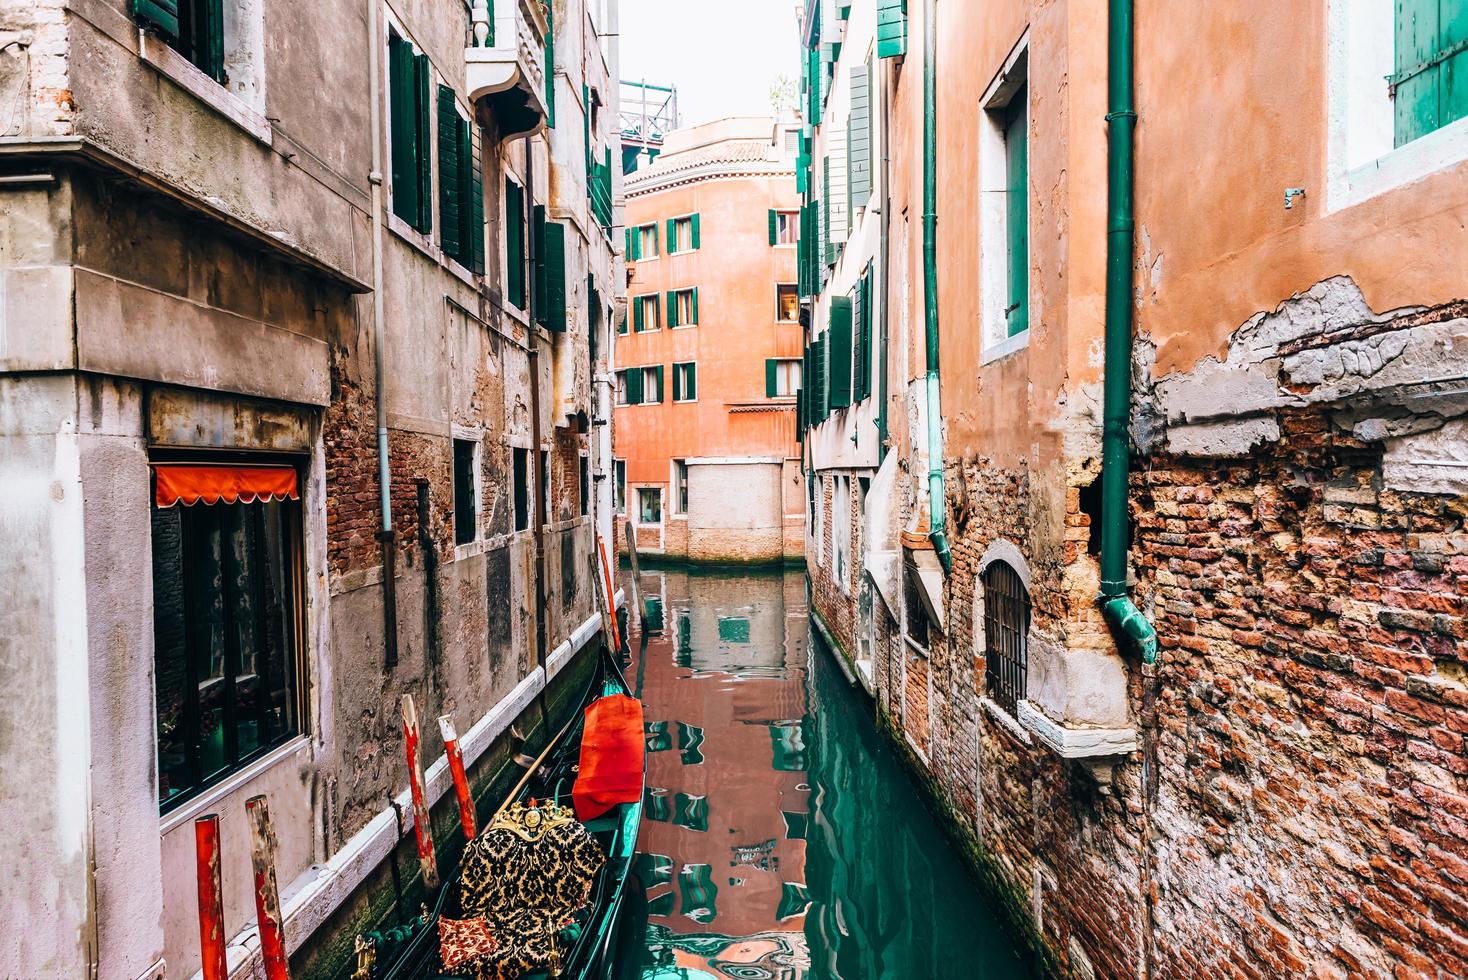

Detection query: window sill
xmin=980 ymin=697 xmax=1033 ymax=746
xmin=671 ymin=324 xmax=697 ymax=331
xmin=980 ymin=328 xmax=1030 ymax=365
xmin=1016 ymin=700 xmax=1137 ymax=758
xmin=673 ymin=398 xmax=697 ymax=404
xmin=1328 ymin=114 xmax=1468 ymax=213
xmin=387 ymin=212 xmax=441 ymax=263
xmin=159 ymin=736 xmax=310 ymax=835
xmin=454 ymin=538 xmax=486 ymax=561
xmin=138 ymin=31 xmax=272 ymax=146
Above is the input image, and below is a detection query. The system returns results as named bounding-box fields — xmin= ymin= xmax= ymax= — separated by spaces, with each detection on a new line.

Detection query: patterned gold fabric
xmin=452 ymin=802 xmax=605 ymax=979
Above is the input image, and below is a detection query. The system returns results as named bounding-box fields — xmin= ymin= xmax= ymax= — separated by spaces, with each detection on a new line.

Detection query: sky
xmin=619 ymin=0 xmax=802 ymax=127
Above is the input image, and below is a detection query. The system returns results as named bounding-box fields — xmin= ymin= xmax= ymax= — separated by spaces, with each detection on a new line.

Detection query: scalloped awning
xmin=154 ymin=464 xmax=299 ymax=508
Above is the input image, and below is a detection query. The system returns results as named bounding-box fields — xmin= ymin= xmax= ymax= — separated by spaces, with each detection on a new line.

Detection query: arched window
xmin=982 ymin=560 xmax=1031 ymax=714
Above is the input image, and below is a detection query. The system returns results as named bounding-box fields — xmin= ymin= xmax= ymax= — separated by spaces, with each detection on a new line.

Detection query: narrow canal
xmin=621 ymin=567 xmax=1030 ymax=980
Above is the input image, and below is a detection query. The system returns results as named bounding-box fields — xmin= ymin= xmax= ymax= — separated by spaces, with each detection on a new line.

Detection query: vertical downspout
xmin=876 ymin=55 xmax=890 ymax=463
xmin=1098 ymin=0 xmax=1157 ymax=664
xmin=921 ymin=0 xmax=951 ymax=572
xmin=367 ymin=0 xmax=398 ymax=668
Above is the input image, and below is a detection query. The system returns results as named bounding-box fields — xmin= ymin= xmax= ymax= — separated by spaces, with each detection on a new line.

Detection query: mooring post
xmin=438 ymin=714 xmax=477 ymax=840
xmin=194 ymin=814 xmax=227 ymax=980
xmin=244 ymin=795 xmax=290 ymax=980
xmin=400 ymin=694 xmax=439 ymax=889
xmin=597 ymin=536 xmax=622 ymax=650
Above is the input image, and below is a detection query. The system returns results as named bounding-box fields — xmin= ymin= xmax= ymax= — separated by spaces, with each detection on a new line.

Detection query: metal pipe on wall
xmin=922 ymin=0 xmax=951 ymax=573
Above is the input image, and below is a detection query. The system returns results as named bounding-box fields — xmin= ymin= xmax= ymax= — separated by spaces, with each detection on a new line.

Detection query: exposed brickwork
xmin=324 ymin=343 xmax=381 ymax=578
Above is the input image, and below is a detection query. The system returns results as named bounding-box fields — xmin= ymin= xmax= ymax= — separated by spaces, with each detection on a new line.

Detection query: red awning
xmin=154 ymin=464 xmax=300 ymax=508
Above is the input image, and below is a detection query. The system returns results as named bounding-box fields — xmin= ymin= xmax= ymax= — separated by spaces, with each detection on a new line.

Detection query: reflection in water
xmin=626 ymin=569 xmax=1029 ymax=980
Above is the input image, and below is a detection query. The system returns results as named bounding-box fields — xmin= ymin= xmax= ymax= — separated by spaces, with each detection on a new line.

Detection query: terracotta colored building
xmin=799 ymin=0 xmax=1468 ymax=977
xmin=614 ymin=118 xmax=805 ymax=564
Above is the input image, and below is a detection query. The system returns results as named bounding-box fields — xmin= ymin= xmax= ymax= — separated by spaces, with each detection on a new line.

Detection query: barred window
xmin=982 ymin=560 xmax=1030 ymax=715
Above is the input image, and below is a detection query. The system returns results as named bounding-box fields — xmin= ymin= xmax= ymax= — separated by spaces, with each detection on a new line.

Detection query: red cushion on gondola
xmin=572 ymin=694 xmax=645 ymax=821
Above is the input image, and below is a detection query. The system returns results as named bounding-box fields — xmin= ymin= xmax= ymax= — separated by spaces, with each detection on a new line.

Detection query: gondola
xmin=354 ymin=644 xmax=645 ymax=980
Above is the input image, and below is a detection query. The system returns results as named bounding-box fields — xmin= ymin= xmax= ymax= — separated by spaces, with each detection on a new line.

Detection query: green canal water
xmin=622 ymin=568 xmax=1030 ymax=980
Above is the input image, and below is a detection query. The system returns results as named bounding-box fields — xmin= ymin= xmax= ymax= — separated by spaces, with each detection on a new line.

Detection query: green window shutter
xmin=822 ymin=158 xmax=834 ymax=266
xmin=687 ymin=363 xmax=696 ymax=400
xmin=815 ymin=334 xmax=829 ymax=419
xmin=769 ymin=209 xmax=778 ymax=245
xmin=544 ymin=9 xmax=556 ymax=128
xmin=438 ymin=86 xmax=463 ymax=261
xmin=414 ymin=53 xmax=433 ymax=234
xmin=877 ymin=0 xmax=908 ymax=59
xmin=652 ymin=222 xmax=660 ymax=256
xmin=627 ymin=368 xmax=643 ymax=405
xmin=199 ymin=0 xmax=225 ymax=82
xmin=1393 ymin=0 xmax=1468 ymax=145
xmin=633 ymin=296 xmax=645 ymax=332
xmin=665 ymin=291 xmax=678 ymax=327
xmin=691 ymin=287 xmax=699 ymax=324
xmin=468 ymin=127 xmax=486 ymax=274
xmin=766 ymin=358 xmax=779 ymax=398
xmin=852 ymin=277 xmax=867 ymax=402
xmin=653 ymin=294 xmax=662 ymax=328
xmin=533 ymin=204 xmax=548 ymax=324
xmin=673 ymin=364 xmax=683 ymax=401
xmin=666 ymin=218 xmax=677 ymax=250
xmin=134 ymin=0 xmax=180 ymax=38
xmin=828 ymin=296 xmax=853 ymax=409
xmin=505 ymin=179 xmax=526 ymax=309
xmin=625 ymin=227 xmax=637 ymax=261
xmin=543 ymin=222 xmax=567 ymax=331
xmin=654 ymin=365 xmax=665 ymax=403
xmin=860 ymin=273 xmax=874 ymax=400
xmin=617 ymin=310 xmax=628 ymax=335
xmin=389 ymin=32 xmax=418 ymax=226
xmin=1005 ymin=93 xmax=1030 ymax=337
xmin=691 ymin=213 xmax=701 ymax=249
xmin=849 ymin=63 xmax=872 ymax=208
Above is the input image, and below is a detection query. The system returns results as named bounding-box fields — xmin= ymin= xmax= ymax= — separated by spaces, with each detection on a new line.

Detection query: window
xmin=135 ymin=0 xmax=225 ymax=82
xmin=1327 ymin=1 xmax=1468 ymax=210
xmin=776 ymin=283 xmax=799 ymax=321
xmin=453 ymin=438 xmax=478 ymax=545
xmin=672 ymin=459 xmax=689 ymax=513
xmin=848 ymin=61 xmax=873 ymax=213
xmin=677 ymin=722 xmax=705 ymax=765
xmin=505 ymin=178 xmax=527 ymax=309
xmin=614 ymin=459 xmax=626 ymax=514
xmin=718 ymin=616 xmax=750 ymax=643
xmin=616 ymin=370 xmax=629 ymax=405
xmin=151 ymin=475 xmax=301 ymax=810
xmin=645 ymin=720 xmax=672 ymax=752
xmin=513 ymin=447 xmax=529 ymax=531
xmin=853 ymin=269 xmax=873 ymax=402
xmin=579 ymin=455 xmax=589 ymax=517
xmin=833 ymin=475 xmax=850 ymax=587
xmin=389 ymin=29 xmax=433 ymax=234
xmin=672 ymin=362 xmax=697 ymax=402
xmin=673 ymin=796 xmax=710 ymax=834
xmin=667 ymin=288 xmax=698 ymax=327
xmin=540 ymin=450 xmax=550 ymax=526
xmin=638 ymin=487 xmax=663 ymax=525
xmin=904 ymin=569 xmax=929 ymax=648
xmin=667 ymin=214 xmax=700 ymax=252
xmin=826 ymin=296 xmax=853 ymax=410
xmin=980 ymin=43 xmax=1029 ymax=359
xmin=982 ymin=559 xmax=1031 ymax=714
xmin=633 ymin=294 xmax=661 ymax=331
xmin=616 ymin=367 xmax=662 ymax=405
xmin=437 ymin=88 xmax=486 ymax=273
xmin=765 ymin=358 xmax=801 ymax=397
xmin=626 ymin=222 xmax=659 ymax=260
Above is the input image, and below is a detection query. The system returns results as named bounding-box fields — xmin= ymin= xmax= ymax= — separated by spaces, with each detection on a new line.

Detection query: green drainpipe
xmin=922 ymin=0 xmax=952 ymax=573
xmin=1098 ymin=0 xmax=1158 ymax=664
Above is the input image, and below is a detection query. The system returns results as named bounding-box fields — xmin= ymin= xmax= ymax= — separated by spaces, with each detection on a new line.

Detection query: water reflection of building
xmin=630 ymin=569 xmax=812 ymax=951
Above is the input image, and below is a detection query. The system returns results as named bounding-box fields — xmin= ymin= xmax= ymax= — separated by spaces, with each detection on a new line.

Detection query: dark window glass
xmin=579 ymin=456 xmax=589 ymax=516
xmin=513 ymin=448 xmax=529 ymax=531
xmin=453 ymin=439 xmax=476 ymax=545
xmin=983 ymin=560 xmax=1031 ymax=714
xmin=152 ymin=495 xmax=300 ymax=810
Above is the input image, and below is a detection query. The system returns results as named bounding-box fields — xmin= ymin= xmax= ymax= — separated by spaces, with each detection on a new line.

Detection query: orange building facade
xmin=614 ymin=118 xmax=805 ymax=564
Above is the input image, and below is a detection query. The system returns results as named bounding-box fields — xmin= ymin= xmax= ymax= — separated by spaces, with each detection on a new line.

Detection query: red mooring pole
xmin=439 ymin=715 xmax=477 ymax=840
xmin=195 ymin=814 xmax=228 ymax=980
xmin=401 ymin=694 xmax=439 ymax=889
xmin=598 ymin=536 xmax=622 ymax=650
xmin=245 ymin=795 xmax=290 ymax=980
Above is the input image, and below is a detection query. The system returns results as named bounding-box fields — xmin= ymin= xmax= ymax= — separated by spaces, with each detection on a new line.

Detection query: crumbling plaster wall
xmin=0 ymin=0 xmax=71 ymax=140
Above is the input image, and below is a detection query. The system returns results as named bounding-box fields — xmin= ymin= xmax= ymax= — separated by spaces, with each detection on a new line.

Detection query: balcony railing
xmin=467 ymin=0 xmax=549 ymax=137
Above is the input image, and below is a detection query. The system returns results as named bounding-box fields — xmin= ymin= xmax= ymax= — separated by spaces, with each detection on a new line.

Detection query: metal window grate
xmin=983 ymin=560 xmax=1030 ymax=715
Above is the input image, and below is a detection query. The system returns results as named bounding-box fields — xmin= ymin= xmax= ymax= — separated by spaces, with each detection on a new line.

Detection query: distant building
xmin=0 ymin=0 xmax=622 ymax=976
xmin=615 ymin=117 xmax=805 ymax=565
xmin=797 ymin=0 xmax=1468 ymax=978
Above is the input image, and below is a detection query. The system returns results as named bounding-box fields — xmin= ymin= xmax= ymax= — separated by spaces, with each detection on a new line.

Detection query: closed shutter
xmin=1393 ymin=0 xmax=1468 ymax=145
xmin=766 ymin=358 xmax=779 ymax=398
xmin=673 ymin=364 xmax=684 ymax=401
xmin=543 ymin=222 xmax=567 ymax=331
xmin=544 ymin=9 xmax=556 ymax=128
xmin=1005 ymin=93 xmax=1029 ymax=337
xmin=666 ymin=218 xmax=677 ymax=250
xmin=389 ymin=32 xmax=418 ymax=227
xmin=626 ymin=227 xmax=639 ymax=261
xmin=627 ymin=368 xmax=643 ymax=405
xmin=438 ymin=86 xmax=463 ymax=261
xmin=828 ymin=296 xmax=853 ymax=409
xmin=469 ymin=126 xmax=485 ymax=274
xmin=877 ymin=0 xmax=907 ymax=59
xmin=685 ymin=363 xmax=696 ymax=400
xmin=134 ymin=0 xmax=180 ymax=38
xmin=651 ymin=222 xmax=660 ymax=256
xmin=769 ymin=209 xmax=779 ymax=245
xmin=533 ymin=204 xmax=548 ymax=324
xmin=691 ymin=287 xmax=699 ymax=325
xmin=202 ymin=0 xmax=225 ymax=81
xmin=654 ymin=365 xmax=665 ymax=403
xmin=848 ymin=63 xmax=872 ymax=209
xmin=815 ymin=334 xmax=829 ymax=420
xmin=413 ymin=53 xmax=433 ymax=233
xmin=852 ymin=275 xmax=867 ymax=402
xmin=633 ymin=296 xmax=645 ymax=332
xmin=665 ymin=291 xmax=678 ymax=327
xmin=691 ymin=213 xmax=701 ymax=250
xmin=822 ymin=158 xmax=831 ymax=265
xmin=505 ymin=179 xmax=526 ymax=309
xmin=828 ymin=125 xmax=848 ymax=250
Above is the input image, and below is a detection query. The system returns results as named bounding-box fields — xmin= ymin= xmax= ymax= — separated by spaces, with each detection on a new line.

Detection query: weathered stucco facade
xmin=0 ymin=0 xmax=623 ymax=975
xmin=799 ymin=0 xmax=1468 ymax=976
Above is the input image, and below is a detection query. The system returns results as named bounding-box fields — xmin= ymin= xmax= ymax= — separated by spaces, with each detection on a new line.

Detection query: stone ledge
xmin=1017 ymin=700 xmax=1137 ymax=758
